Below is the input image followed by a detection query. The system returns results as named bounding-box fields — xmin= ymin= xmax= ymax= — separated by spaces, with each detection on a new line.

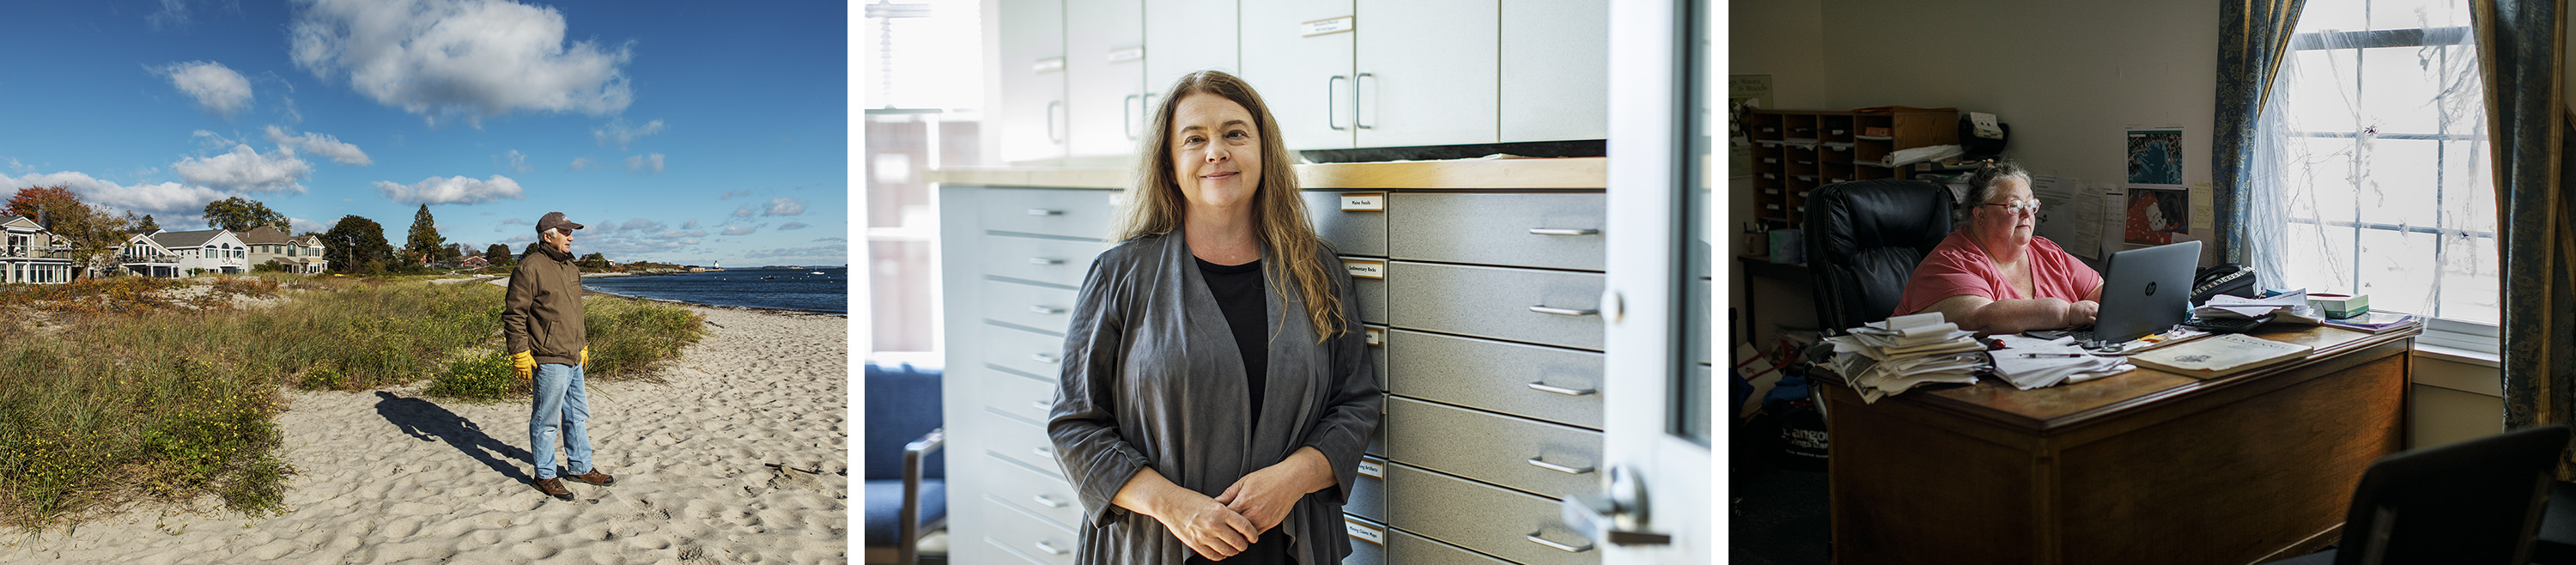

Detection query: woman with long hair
xmin=1048 ymin=70 xmax=1382 ymax=564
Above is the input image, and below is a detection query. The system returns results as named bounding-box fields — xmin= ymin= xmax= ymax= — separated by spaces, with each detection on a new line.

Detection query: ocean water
xmin=581 ymin=268 xmax=848 ymax=315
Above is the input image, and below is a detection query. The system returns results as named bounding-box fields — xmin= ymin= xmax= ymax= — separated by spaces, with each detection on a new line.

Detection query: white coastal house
xmin=0 ymin=216 xmax=78 ymax=284
xmin=239 ymin=226 xmax=328 ymax=274
xmin=122 ymin=228 xmax=248 ymax=277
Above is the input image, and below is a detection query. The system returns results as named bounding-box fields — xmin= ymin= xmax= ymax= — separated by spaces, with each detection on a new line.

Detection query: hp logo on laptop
xmin=2144 ymin=282 xmax=2157 ymax=295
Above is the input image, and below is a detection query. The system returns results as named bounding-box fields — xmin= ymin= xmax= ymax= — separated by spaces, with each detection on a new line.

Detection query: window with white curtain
xmin=2246 ymin=0 xmax=2496 ymax=326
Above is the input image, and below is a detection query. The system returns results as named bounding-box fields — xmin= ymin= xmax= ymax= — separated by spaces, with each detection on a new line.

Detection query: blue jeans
xmin=529 ymin=362 xmax=592 ymax=480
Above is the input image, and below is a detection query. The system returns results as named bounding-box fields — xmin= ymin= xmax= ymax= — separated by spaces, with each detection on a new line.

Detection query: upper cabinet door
xmin=1501 ymin=0 xmax=1608 ymax=143
xmin=1142 ymin=0 xmax=1239 ymax=108
xmin=998 ymin=0 xmax=1069 ymax=164
xmin=1242 ymin=0 xmax=1357 ymax=151
xmin=1067 ymin=0 xmax=1146 ymax=158
xmin=1355 ymin=0 xmax=1498 ymax=149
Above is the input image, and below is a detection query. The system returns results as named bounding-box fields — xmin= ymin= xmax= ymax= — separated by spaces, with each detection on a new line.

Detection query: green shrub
xmin=424 ymin=350 xmax=519 ymax=402
xmin=584 ymin=297 xmax=708 ymax=380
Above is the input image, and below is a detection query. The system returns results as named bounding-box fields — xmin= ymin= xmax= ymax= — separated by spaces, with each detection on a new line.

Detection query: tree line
xmin=6 ymin=186 xmax=611 ymax=277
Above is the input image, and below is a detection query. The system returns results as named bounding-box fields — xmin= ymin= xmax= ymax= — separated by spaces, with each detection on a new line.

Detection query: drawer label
xmin=1345 ymin=519 xmax=1385 ymax=545
xmin=1364 ymin=327 xmax=1384 ymax=347
xmin=1302 ymin=16 xmax=1355 ymax=37
xmin=1343 ymin=259 xmax=1385 ymax=280
xmin=1358 ymin=459 xmax=1384 ymax=478
xmin=1339 ymin=192 xmax=1385 ymax=211
xmin=1106 ymin=46 xmax=1145 ymax=64
xmin=1031 ymin=57 xmax=1066 ymax=73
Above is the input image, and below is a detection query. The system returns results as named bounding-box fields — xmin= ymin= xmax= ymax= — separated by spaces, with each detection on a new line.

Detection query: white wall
xmin=1725 ymin=0 xmax=1826 ymax=348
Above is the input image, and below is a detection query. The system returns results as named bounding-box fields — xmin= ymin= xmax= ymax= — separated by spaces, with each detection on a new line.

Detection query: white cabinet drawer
xmin=978 ymin=187 xmax=1117 ymax=240
xmin=987 ymin=410 xmax=1063 ymax=474
xmin=1388 ymin=262 xmax=1603 ymax=351
xmin=979 ymin=234 xmax=1110 ymax=288
xmin=1384 ymin=397 xmax=1601 ymax=500
xmin=1347 ymin=454 xmax=1388 ymax=522
xmin=1388 ymin=329 xmax=1601 ymax=428
xmin=1364 ymin=324 xmax=1388 ymax=389
xmin=983 ymin=368 xmax=1057 ymax=426
xmin=1388 ymin=192 xmax=1605 ymax=271
xmin=1382 ymin=463 xmax=1598 ymax=565
xmin=1344 ymin=256 xmax=1389 ymax=325
xmin=985 ymin=452 xmax=1082 ymax=529
xmin=983 ymin=496 xmax=1079 ymax=565
xmin=981 ymin=323 xmax=1068 ymax=380
xmin=982 ymin=278 xmax=1081 ymax=334
xmin=1305 ymin=190 xmax=1389 ymax=257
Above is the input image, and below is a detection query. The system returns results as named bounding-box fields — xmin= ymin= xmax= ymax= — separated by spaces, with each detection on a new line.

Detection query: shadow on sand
xmin=372 ymin=392 xmax=532 ymax=483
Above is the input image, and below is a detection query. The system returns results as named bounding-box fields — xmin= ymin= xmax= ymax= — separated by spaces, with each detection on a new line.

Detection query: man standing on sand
xmin=504 ymin=211 xmax=615 ymax=500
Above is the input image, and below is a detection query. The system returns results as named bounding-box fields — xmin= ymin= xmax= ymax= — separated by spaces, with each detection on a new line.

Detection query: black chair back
xmin=1802 ymin=179 xmax=1954 ymax=333
xmin=2332 ymin=423 xmax=2573 ymax=565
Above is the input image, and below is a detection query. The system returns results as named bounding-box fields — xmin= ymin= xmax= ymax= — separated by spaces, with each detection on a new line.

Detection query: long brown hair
xmin=1111 ymin=70 xmax=1346 ymax=342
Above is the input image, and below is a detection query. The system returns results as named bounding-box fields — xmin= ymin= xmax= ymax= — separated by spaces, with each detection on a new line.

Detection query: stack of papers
xmin=1987 ymin=334 xmax=2134 ymax=390
xmin=1883 ymin=144 xmax=1964 ymax=167
xmin=2196 ymin=290 xmax=2310 ymax=319
xmin=2322 ymin=311 xmax=2423 ymax=334
xmin=1824 ymin=313 xmax=1988 ymax=404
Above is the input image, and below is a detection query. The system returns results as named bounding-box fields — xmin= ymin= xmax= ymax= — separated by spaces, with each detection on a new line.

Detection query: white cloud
xmin=777 ymin=222 xmax=809 ymax=231
xmin=173 ymin=145 xmax=312 ymax=194
xmin=264 ymin=125 xmax=372 ymax=166
xmin=567 ymin=156 xmax=598 ymax=172
xmin=593 ymin=118 xmax=665 ymax=150
xmin=289 ymin=217 xmax=327 ymax=234
xmin=744 ymin=245 xmax=844 ymax=260
xmin=289 ymin=0 xmax=635 ymax=125
xmin=762 ymin=196 xmax=805 ymax=216
xmin=496 ymin=149 xmax=533 ymax=173
xmin=721 ymin=225 xmax=756 ymax=235
xmin=0 ymin=171 xmax=228 ymax=218
xmin=374 ymin=174 xmax=526 ymax=205
xmin=501 ymin=233 xmax=536 ymax=243
xmin=158 ymin=61 xmax=252 ymax=117
xmin=680 ymin=219 xmax=699 ymax=229
xmin=623 ymin=153 xmax=665 ymax=174
xmin=719 ymin=189 xmax=754 ymax=200
xmin=731 ymin=205 xmax=755 ymax=217
xmin=811 ymin=236 xmax=847 ymax=243
xmin=655 ymin=230 xmax=707 ymax=240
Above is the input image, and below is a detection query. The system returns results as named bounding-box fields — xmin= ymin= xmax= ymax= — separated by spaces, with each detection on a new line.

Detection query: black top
xmin=1190 ymin=255 xmax=1291 ymax=564
xmin=1196 ymin=256 xmax=1268 ymax=417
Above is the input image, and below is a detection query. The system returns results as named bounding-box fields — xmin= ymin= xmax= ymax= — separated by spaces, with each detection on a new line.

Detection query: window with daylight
xmin=2245 ymin=0 xmax=2496 ymax=325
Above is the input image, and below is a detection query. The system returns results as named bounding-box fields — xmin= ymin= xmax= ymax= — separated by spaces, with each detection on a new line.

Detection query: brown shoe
xmin=533 ymin=477 xmax=573 ymax=500
xmin=566 ymin=469 xmax=616 ymax=487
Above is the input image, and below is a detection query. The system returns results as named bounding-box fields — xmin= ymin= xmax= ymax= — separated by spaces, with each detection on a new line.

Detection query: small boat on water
xmin=763 ymin=276 xmax=776 ymax=280
xmin=811 ymin=271 xmax=824 ymax=275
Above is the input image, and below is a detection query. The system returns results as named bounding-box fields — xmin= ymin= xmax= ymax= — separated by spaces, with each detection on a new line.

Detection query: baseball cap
xmin=537 ymin=212 xmax=586 ymax=234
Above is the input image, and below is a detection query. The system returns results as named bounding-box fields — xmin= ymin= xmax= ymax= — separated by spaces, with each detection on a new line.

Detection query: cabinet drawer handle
xmin=1355 ymin=72 xmax=1376 ymax=130
xmin=1526 ymin=532 xmax=1594 ymax=553
xmin=1033 ymin=494 xmax=1069 ymax=508
xmin=1528 ymin=306 xmax=1599 ymax=317
xmin=1033 ymin=447 xmax=1054 ymax=459
xmin=1123 ymin=94 xmax=1141 ymax=140
xmin=1527 ymin=228 xmax=1599 ymax=236
xmin=1030 ymin=305 xmax=1066 ymax=315
xmin=1035 ymin=540 xmax=1072 ymax=556
xmin=1031 ymin=353 xmax=1060 ymax=364
xmin=1025 ymin=208 xmax=1064 ymax=216
xmin=1028 ymin=257 xmax=1065 ymax=265
xmin=1045 ymin=100 xmax=1063 ymax=143
xmin=1526 ymin=457 xmax=1595 ymax=475
xmin=1527 ymin=382 xmax=1597 ymax=397
xmin=1327 ymin=76 xmax=1349 ymax=131
xmin=1030 ymin=399 xmax=1053 ymax=412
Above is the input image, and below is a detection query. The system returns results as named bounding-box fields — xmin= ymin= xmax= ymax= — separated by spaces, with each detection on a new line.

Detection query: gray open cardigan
xmin=1048 ymin=229 xmax=1383 ymax=564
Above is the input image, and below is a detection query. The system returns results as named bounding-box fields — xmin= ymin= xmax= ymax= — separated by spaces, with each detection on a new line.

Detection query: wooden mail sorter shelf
xmin=1743 ymin=108 xmax=1959 ymax=228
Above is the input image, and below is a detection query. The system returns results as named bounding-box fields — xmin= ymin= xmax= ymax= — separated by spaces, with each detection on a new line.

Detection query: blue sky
xmin=0 ymin=0 xmax=848 ymax=267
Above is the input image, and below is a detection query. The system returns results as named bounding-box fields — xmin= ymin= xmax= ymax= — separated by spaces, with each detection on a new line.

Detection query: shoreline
xmin=453 ymin=275 xmax=849 ymax=318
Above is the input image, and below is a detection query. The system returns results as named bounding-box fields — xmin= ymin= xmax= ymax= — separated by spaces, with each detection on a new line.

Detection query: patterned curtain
xmin=2212 ymin=0 xmax=2306 ymax=264
xmin=2480 ymin=0 xmax=2575 ymax=479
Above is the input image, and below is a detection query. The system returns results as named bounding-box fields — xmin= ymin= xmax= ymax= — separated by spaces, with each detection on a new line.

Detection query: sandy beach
xmin=0 ymin=303 xmax=850 ymax=564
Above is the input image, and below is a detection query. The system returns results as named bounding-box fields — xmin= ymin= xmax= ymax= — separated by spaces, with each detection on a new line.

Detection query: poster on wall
xmin=1728 ymin=74 xmax=1772 ymax=175
xmin=2123 ymin=126 xmax=2188 ymax=246
xmin=2123 ymin=187 xmax=2189 ymax=246
xmin=2125 ymin=127 xmax=2185 ymax=187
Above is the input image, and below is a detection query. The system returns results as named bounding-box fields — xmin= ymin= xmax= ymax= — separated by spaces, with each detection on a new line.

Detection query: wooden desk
xmin=1819 ymin=325 xmax=2421 ymax=565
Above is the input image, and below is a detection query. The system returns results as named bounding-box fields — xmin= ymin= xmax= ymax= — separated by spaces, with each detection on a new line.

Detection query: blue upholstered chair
xmin=864 ymin=362 xmax=947 ymax=565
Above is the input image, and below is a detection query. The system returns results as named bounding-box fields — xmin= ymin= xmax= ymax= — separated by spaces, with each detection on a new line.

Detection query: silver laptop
xmin=2073 ymin=240 xmax=2201 ymax=347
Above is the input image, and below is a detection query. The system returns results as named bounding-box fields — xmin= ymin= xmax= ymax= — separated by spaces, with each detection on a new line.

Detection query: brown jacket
xmin=503 ymin=245 xmax=587 ymax=365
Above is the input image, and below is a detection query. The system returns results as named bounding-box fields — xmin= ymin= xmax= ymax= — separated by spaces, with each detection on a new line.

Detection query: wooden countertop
xmin=927 ymin=156 xmax=1607 ymax=190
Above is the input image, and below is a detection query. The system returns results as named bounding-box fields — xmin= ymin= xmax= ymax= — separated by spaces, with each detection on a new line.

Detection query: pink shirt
xmin=1894 ymin=231 xmax=2103 ymax=316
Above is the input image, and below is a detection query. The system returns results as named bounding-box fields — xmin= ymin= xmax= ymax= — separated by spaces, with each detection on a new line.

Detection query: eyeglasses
xmin=1978 ymin=198 xmax=2042 ymax=216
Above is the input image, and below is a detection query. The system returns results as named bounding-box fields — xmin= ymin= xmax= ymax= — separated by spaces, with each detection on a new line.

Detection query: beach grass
xmin=0 ymin=274 xmax=706 ymax=530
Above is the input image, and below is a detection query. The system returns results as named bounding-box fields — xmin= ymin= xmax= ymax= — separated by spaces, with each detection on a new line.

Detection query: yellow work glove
xmin=512 ymin=350 xmax=536 ymax=380
xmin=579 ymin=346 xmax=589 ymax=370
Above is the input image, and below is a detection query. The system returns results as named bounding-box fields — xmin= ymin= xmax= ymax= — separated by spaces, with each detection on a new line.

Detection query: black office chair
xmin=1801 ymin=179 xmax=1954 ymax=334
xmin=2534 ymin=481 xmax=2576 ymax=563
xmin=2265 ymin=423 xmax=2573 ymax=565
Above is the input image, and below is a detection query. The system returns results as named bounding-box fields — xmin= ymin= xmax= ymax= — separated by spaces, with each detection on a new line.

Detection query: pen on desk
xmin=2019 ymin=353 xmax=2091 ymax=357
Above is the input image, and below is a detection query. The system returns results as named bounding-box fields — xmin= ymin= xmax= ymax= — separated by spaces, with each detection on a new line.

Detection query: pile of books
xmin=1824 ymin=313 xmax=1987 ymax=404
xmin=2322 ymin=311 xmax=2422 ymax=334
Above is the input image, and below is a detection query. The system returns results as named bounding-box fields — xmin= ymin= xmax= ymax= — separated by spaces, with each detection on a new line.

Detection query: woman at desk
xmin=1048 ymin=70 xmax=1382 ymax=564
xmin=1895 ymin=161 xmax=2105 ymax=333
